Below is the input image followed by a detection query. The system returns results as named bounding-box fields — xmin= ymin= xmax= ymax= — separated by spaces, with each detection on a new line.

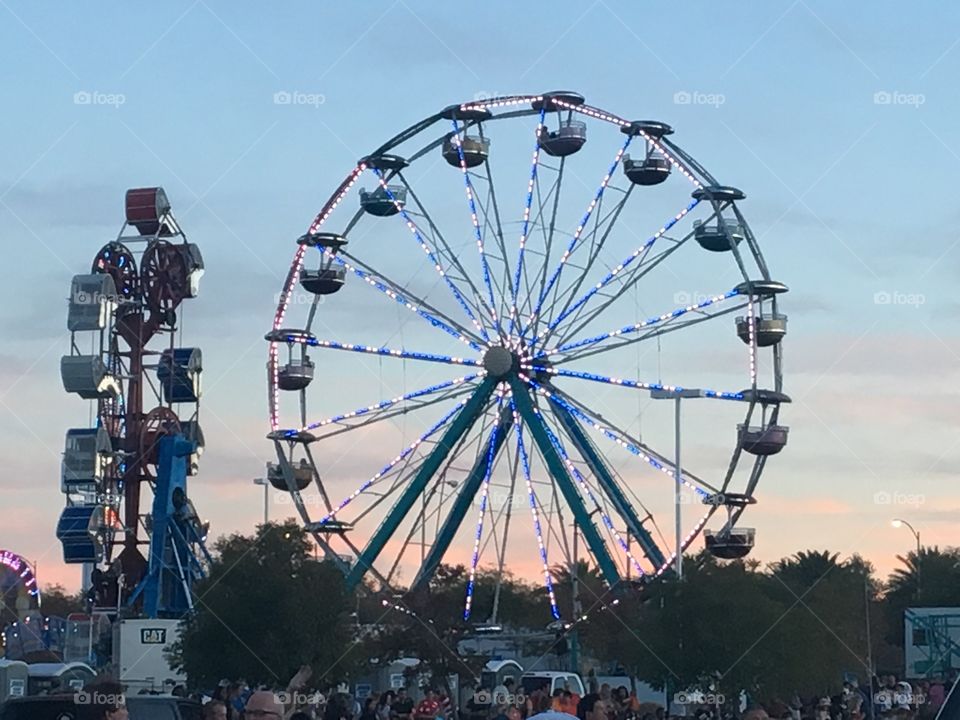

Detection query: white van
xmin=520 ymin=671 xmax=585 ymax=697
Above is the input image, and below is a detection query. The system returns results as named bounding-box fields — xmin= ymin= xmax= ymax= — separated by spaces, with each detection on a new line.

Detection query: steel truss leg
xmin=410 ymin=405 xmax=514 ymax=592
xmin=345 ymin=378 xmax=497 ymax=590
xmin=508 ymin=376 xmax=621 ymax=586
xmin=551 ymin=397 xmax=667 ymax=568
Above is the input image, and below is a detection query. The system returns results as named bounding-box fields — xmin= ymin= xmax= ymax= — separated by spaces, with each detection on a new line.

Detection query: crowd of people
xmin=74 ymin=670 xmax=953 ymax=720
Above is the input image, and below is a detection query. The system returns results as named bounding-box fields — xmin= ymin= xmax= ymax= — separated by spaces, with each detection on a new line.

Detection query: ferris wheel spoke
xmin=334 ymin=250 xmax=484 ymax=350
xmin=292 ymin=335 xmax=481 ymax=369
xmin=542 ymin=287 xmax=741 ymax=360
xmin=553 ymin=298 xmax=747 ymax=366
xmin=308 ymin=387 xmax=488 ymax=532
xmin=464 ymin=396 xmax=508 ymax=619
xmin=523 ymin=366 xmax=744 ymax=402
xmin=543 ymin=184 xmax=635 ymax=335
xmin=653 ymin=507 xmax=717 ymax=579
xmin=344 ymin=377 xmax=498 ymax=589
xmin=522 ymin=134 xmax=634 ymax=339
xmin=371 ymin=168 xmax=493 ymax=341
xmin=394 ymin=167 xmax=503 ymax=334
xmin=505 ymin=108 xmax=546 ymax=336
xmin=285 ymin=373 xmax=482 ymax=436
xmin=539 ymin=200 xmax=701 ymax=348
xmin=528 ymin=379 xmax=718 ymax=496
xmin=450 ymin=120 xmax=503 ymax=336
xmin=511 ymin=403 xmax=561 ymax=618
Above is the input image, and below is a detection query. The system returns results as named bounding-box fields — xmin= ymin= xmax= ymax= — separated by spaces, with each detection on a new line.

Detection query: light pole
xmin=891 ymin=518 xmax=921 ymax=555
xmin=253 ymin=474 xmax=269 ymax=525
xmin=650 ymin=388 xmax=705 ymax=580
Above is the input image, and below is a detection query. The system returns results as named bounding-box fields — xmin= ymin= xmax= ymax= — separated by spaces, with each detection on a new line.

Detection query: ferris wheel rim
xmin=266 ymin=91 xmax=787 ymax=603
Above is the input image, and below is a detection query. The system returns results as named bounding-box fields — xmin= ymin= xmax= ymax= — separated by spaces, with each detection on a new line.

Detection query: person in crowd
xmin=361 ymin=695 xmax=381 ymax=720
xmin=394 ymin=688 xmax=415 ymax=720
xmin=203 ymin=700 xmax=229 ymax=720
xmin=414 ymin=688 xmax=441 ymax=720
xmin=243 ymin=690 xmax=285 ymax=719
xmin=378 ymin=690 xmax=396 ymax=720
xmin=326 ymin=693 xmax=357 ymax=720
xmin=577 ymin=693 xmax=605 ymax=720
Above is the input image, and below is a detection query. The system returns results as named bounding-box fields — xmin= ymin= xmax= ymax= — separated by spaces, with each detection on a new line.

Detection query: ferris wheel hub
xmin=482 ymin=345 xmax=515 ymax=378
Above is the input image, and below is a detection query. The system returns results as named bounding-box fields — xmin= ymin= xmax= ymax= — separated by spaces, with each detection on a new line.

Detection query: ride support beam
xmin=410 ymin=405 xmax=514 ymax=592
xmin=508 ymin=376 xmax=622 ymax=587
xmin=551 ymin=397 xmax=667 ymax=568
xmin=345 ymin=377 xmax=497 ymax=590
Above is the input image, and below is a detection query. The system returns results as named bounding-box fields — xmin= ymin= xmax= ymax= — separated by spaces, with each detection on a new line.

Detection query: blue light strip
xmin=527 ymin=403 xmax=646 ymax=577
xmin=315 ymin=397 xmax=471 ymax=526
xmin=544 ymin=199 xmax=701 ymax=336
xmin=524 ymin=377 xmax=710 ymax=498
xmin=291 ymin=335 xmax=481 ymax=368
xmin=464 ymin=399 xmax=504 ymax=620
xmin=522 ymin=366 xmax=743 ymax=402
xmin=509 ymin=108 xmax=546 ymax=336
xmin=524 ymin=135 xmax=633 ymax=337
xmin=451 ymin=120 xmax=500 ymax=335
xmin=511 ymin=401 xmax=560 ymax=619
xmin=327 ymin=251 xmax=483 ymax=352
xmin=545 ymin=288 xmax=739 ymax=356
xmin=282 ymin=373 xmax=480 ymax=435
xmin=373 ymin=168 xmax=491 ymax=342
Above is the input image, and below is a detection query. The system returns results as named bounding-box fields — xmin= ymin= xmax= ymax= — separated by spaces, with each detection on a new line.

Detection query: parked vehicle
xmin=0 ymin=693 xmax=202 ymax=720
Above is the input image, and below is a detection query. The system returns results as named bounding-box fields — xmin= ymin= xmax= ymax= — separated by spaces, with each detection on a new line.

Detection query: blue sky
xmin=1 ymin=1 xmax=958 ymax=591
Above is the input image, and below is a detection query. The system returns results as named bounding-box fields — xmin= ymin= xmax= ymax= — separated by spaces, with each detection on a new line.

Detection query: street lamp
xmin=253 ymin=474 xmax=270 ymax=525
xmin=891 ymin=518 xmax=921 ymax=555
xmin=650 ymin=387 xmax=706 ymax=580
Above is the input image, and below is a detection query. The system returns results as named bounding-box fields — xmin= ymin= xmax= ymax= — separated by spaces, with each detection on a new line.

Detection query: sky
xmin=0 ymin=1 xmax=958 ymax=595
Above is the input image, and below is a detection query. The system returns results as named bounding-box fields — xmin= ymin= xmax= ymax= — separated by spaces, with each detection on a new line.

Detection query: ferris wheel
xmin=266 ymin=92 xmax=788 ymax=617
xmin=57 ymin=188 xmax=210 ymax=618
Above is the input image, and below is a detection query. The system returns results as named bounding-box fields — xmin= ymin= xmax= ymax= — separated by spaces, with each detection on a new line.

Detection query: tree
xmin=169 ymin=521 xmax=355 ymax=689
xmin=40 ymin=584 xmax=86 ymax=618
